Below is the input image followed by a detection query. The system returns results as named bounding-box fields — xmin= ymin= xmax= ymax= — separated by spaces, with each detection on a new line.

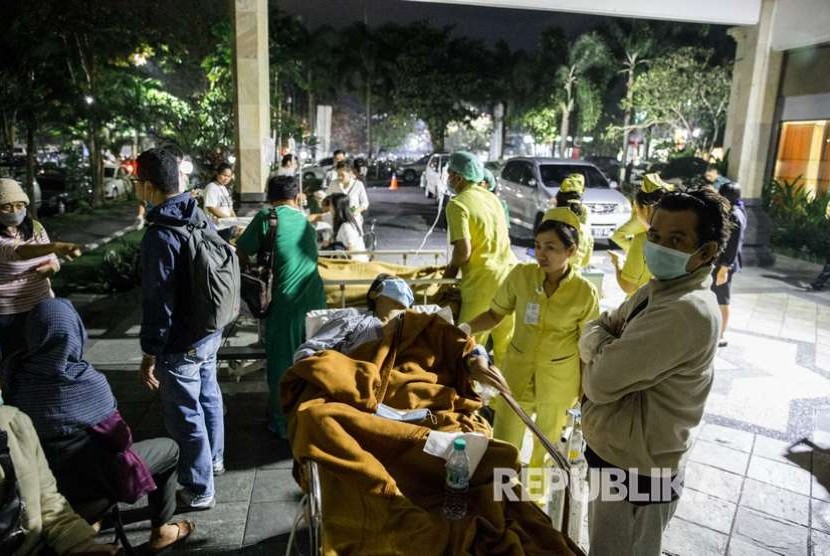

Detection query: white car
xmin=423 ymin=153 xmax=450 ymax=201
xmin=103 ymin=165 xmax=133 ymax=199
xmin=301 ymin=157 xmax=335 ymax=186
xmin=498 ymin=158 xmax=631 ymax=242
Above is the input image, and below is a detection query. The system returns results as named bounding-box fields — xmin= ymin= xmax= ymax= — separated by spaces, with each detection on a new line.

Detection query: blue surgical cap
xmin=448 ymin=151 xmax=484 ymax=183
xmin=379 ymin=277 xmax=415 ymax=308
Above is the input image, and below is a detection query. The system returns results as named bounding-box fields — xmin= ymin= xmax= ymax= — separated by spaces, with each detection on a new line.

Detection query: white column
xmin=232 ymin=0 xmax=271 ymax=204
xmin=723 ymin=0 xmax=782 ymax=265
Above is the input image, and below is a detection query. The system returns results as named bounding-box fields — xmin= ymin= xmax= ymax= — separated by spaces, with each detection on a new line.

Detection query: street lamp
xmin=84 ymin=95 xmax=94 ymax=105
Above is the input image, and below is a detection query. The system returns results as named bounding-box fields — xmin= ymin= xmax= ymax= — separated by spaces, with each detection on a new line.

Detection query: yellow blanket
xmin=282 ymin=312 xmax=580 ymax=555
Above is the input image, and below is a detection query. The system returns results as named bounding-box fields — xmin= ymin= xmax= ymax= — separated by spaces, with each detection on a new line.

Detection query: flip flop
xmin=149 ymin=520 xmax=195 ymax=554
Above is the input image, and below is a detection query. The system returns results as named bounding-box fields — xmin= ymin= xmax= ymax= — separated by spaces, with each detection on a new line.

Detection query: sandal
xmin=149 ymin=520 xmax=195 ymax=554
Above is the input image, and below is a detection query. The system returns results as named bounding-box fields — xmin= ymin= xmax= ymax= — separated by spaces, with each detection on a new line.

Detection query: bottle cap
xmin=453 ymin=437 xmax=467 ymax=451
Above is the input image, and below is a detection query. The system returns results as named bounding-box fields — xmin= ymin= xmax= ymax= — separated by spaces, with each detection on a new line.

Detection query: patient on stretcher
xmin=293 ymin=274 xmax=414 ymax=363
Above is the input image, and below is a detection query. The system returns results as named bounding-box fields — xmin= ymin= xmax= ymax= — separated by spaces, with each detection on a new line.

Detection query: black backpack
xmin=153 ymin=211 xmax=241 ymax=337
xmin=0 ymin=430 xmax=25 ymax=555
xmin=240 ymin=208 xmax=278 ymax=319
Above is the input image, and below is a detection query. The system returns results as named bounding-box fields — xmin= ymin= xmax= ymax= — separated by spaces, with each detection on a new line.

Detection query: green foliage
xmin=51 ymin=229 xmax=144 ymax=295
xmin=763 ymin=176 xmax=830 ymax=259
xmin=629 ymin=47 xmax=731 ymax=151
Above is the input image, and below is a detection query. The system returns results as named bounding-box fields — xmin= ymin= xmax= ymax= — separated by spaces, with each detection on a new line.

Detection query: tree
xmin=605 ymin=20 xmax=654 ymax=173
xmin=387 ymin=23 xmax=487 ymax=152
xmin=629 ymin=47 xmax=731 ymax=153
xmin=553 ymin=32 xmax=611 ymax=157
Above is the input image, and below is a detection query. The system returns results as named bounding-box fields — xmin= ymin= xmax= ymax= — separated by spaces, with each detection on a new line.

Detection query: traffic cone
xmin=388 ymin=172 xmax=399 ymax=190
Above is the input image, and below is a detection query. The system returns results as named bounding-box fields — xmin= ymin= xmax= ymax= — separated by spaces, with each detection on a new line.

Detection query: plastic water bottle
xmin=442 ymin=437 xmax=470 ymax=520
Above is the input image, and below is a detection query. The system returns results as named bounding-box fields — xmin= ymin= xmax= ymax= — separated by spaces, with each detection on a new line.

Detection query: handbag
xmin=240 ymin=208 xmax=278 ymax=319
xmin=0 ymin=430 xmax=26 ymax=555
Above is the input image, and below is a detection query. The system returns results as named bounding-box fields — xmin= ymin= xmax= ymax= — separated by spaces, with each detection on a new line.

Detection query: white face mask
xmin=0 ymin=208 xmax=26 ymax=227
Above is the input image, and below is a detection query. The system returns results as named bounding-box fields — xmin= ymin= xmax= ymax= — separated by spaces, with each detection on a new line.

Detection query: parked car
xmin=103 ymin=164 xmax=134 ymax=199
xmin=397 ymin=155 xmax=430 ymax=184
xmin=585 ymin=155 xmax=621 ymax=182
xmin=423 ymin=153 xmax=450 ymax=201
xmin=497 ymin=158 xmax=631 ymax=242
xmin=650 ymin=156 xmax=709 ymax=183
xmin=301 ymin=157 xmax=334 ymax=186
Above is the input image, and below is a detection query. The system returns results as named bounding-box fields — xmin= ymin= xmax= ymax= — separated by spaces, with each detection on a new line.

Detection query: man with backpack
xmin=136 ymin=148 xmax=239 ymax=511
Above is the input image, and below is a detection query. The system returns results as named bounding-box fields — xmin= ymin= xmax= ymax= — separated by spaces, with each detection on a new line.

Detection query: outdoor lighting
xmin=130 ymin=52 xmax=148 ymax=66
xmin=228 ymin=155 xmax=237 ymax=164
xmin=180 ymin=160 xmax=194 ymax=175
xmin=583 ymin=136 xmax=594 ymax=143
xmin=84 ymin=95 xmax=94 ymax=105
xmin=523 ymin=134 xmax=534 ymax=144
xmin=567 ymin=136 xmax=573 ymax=142
xmin=692 ymin=128 xmax=702 ymax=138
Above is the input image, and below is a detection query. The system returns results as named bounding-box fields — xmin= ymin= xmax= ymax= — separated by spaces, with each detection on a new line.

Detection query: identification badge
xmin=524 ymin=303 xmax=540 ymax=325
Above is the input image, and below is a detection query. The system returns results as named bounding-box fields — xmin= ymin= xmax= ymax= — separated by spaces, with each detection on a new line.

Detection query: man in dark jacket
xmin=136 ymin=148 xmax=224 ymax=511
xmin=712 ymin=182 xmax=747 ymax=348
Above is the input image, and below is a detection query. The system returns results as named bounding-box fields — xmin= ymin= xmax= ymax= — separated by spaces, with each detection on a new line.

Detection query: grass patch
xmin=51 ymin=229 xmax=144 ymax=296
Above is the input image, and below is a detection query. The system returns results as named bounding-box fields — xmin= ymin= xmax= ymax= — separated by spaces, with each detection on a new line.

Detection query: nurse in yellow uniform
xmin=461 ymin=206 xmax=600 ymax=472
xmin=550 ymin=174 xmax=593 ymax=269
xmin=610 ymin=173 xmax=673 ymax=296
xmin=444 ymin=152 xmax=517 ymax=366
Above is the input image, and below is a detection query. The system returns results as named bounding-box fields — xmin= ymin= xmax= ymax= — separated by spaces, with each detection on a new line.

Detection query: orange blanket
xmin=282 ymin=312 xmax=579 ymax=555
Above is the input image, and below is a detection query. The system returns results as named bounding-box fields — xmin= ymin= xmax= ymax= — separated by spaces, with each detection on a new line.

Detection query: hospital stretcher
xmin=285 ymin=306 xmax=589 ymax=556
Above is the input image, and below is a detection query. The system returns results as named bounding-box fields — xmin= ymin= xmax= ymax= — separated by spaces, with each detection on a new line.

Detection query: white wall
xmin=771 ymin=0 xmax=830 ymax=51
xmin=406 ymin=0 xmax=762 ymax=25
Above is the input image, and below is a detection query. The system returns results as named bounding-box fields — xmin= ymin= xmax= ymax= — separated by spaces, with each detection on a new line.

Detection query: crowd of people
xmin=0 ymin=142 xmax=762 ymax=555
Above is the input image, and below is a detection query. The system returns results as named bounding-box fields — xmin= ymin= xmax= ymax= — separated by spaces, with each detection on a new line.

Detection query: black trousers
xmin=52 ymin=437 xmax=179 ymax=528
xmin=813 ymin=263 xmax=830 ymax=289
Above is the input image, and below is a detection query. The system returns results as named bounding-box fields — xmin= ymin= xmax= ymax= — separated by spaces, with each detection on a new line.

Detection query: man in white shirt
xmin=203 ymin=163 xmax=237 ymax=241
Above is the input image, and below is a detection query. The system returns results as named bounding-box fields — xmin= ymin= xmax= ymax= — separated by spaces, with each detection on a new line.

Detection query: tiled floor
xmin=75 ymin=253 xmax=830 ymax=554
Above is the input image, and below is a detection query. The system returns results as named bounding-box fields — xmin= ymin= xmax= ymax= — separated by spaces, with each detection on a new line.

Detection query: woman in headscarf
xmin=1 ymin=298 xmax=194 ymax=553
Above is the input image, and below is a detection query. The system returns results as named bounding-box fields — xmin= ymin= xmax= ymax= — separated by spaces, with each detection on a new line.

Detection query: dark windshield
xmin=539 ymin=165 xmax=609 ymax=189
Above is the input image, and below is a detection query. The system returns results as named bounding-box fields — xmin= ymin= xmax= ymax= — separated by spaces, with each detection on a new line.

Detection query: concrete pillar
xmin=723 ymin=0 xmax=783 ymax=266
xmin=232 ymin=0 xmax=271 ymax=205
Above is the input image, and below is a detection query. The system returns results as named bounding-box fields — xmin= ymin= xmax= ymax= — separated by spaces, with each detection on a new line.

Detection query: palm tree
xmin=606 ymin=21 xmax=653 ymax=176
xmin=554 ymin=32 xmax=611 ymax=157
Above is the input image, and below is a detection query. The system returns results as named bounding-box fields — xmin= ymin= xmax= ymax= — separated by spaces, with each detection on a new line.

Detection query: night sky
xmin=274 ymin=0 xmax=609 ymax=50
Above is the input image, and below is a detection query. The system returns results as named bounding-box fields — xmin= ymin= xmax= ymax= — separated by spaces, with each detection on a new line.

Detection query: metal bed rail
xmin=318 ymin=249 xmax=448 ymax=266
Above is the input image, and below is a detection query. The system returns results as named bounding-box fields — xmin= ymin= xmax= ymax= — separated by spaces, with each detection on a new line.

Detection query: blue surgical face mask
xmin=0 ymin=208 xmax=26 ymax=227
xmin=644 ymin=240 xmax=696 ymax=280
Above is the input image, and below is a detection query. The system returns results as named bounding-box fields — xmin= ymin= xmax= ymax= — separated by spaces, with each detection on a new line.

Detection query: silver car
xmin=498 ymin=158 xmax=631 ymax=242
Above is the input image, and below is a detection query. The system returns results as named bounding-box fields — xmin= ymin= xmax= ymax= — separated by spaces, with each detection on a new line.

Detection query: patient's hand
xmin=467 ymin=356 xmax=511 ymax=395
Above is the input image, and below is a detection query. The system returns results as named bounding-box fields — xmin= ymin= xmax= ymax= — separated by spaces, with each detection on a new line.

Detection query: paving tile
xmin=243 ymin=500 xmax=299 ymax=545
xmin=747 ymin=455 xmax=813 ymax=496
xmin=753 ymin=435 xmax=810 ymax=467
xmin=813 ymin=529 xmax=830 ymax=556
xmin=732 ymin=507 xmax=809 ymax=556
xmin=689 ymin=440 xmax=751 ymax=475
xmin=675 ymin=488 xmax=736 ymax=533
xmin=698 ymin=424 xmax=755 ymax=453
xmin=814 ymin=498 xmax=830 ymax=534
xmin=739 ymin=478 xmax=810 ymax=526
xmin=183 ymin=501 xmax=249 ymax=550
xmin=214 ymin=469 xmax=255 ymax=504
xmin=250 ymin=468 xmax=304 ymax=503
xmin=684 ymin=461 xmax=744 ymax=503
xmin=662 ymin=517 xmax=728 ymax=556
xmin=815 ymin=452 xmax=830 ymax=502
xmin=727 ymin=537 xmax=781 ymax=556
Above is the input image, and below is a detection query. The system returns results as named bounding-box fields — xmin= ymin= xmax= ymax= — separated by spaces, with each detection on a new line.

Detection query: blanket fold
xmin=283 ymin=311 xmax=579 ymax=555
